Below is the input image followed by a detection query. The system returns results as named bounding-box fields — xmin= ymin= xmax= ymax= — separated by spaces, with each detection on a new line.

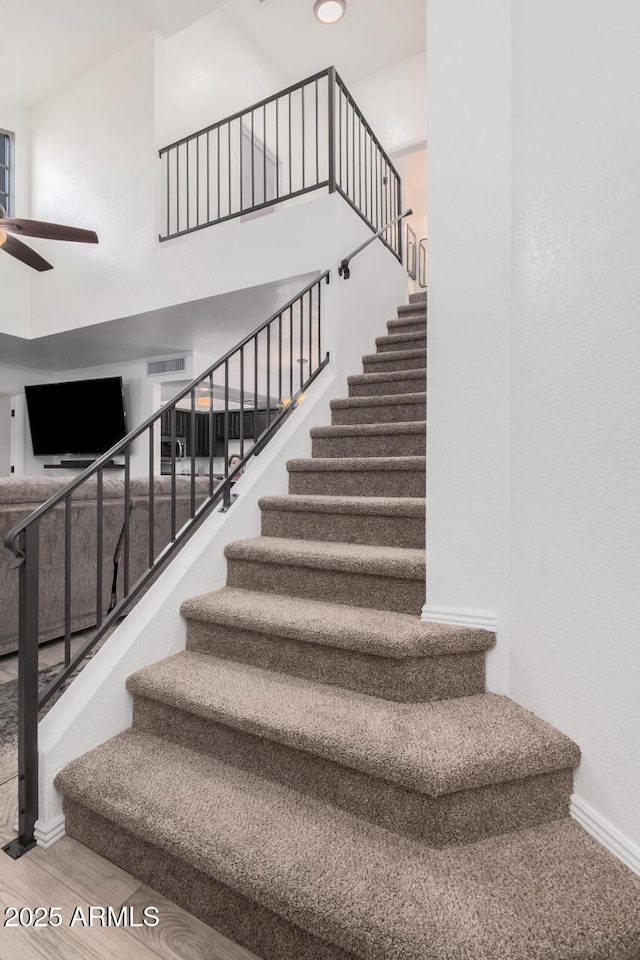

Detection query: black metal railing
xmin=338 ymin=208 xmax=412 ymax=280
xmin=418 ymin=237 xmax=427 ymax=288
xmin=2 ymin=272 xmax=330 ymax=859
xmin=406 ymin=224 xmax=417 ymax=281
xmin=159 ymin=67 xmax=403 ymax=263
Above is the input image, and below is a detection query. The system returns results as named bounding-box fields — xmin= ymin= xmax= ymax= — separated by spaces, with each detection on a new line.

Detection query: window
xmin=0 ymin=131 xmax=11 ymax=216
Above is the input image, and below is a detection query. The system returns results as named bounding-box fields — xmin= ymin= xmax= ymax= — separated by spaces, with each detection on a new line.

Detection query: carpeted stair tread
xmin=330 ymin=393 xmax=425 ymax=411
xmin=362 ymin=347 xmax=426 ymax=366
xmin=288 ymin=455 xmax=425 ymax=473
xmin=310 ymin=421 xmax=425 ymax=439
xmin=258 ymin=494 xmax=425 ymax=518
xmin=127 ymin=653 xmax=580 ymax=796
xmin=387 ymin=315 xmax=426 ymax=330
xmin=180 ymin=586 xmax=488 ymax=658
xmin=224 ymin=536 xmax=425 ymax=579
xmin=409 ymin=291 xmax=427 ymax=304
xmin=375 ymin=332 xmax=427 ymax=351
xmin=348 ymin=369 xmax=426 ymax=386
xmin=57 ymin=731 xmax=640 ymax=960
xmin=398 ymin=301 xmax=427 ymax=316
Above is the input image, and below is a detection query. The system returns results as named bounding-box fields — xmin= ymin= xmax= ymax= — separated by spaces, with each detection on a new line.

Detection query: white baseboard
xmin=421 ymin=604 xmax=497 ymax=632
xmin=35 ymin=814 xmax=66 ymax=849
xmin=571 ymin=795 xmax=640 ymax=877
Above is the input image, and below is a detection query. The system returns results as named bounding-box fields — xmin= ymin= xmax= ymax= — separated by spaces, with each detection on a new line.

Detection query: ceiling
xmin=0 ymin=273 xmax=315 ymax=371
xmin=0 ymin=0 xmax=229 ymax=105
xmin=226 ymin=0 xmax=426 ymax=85
xmin=0 ymin=0 xmax=426 ymax=107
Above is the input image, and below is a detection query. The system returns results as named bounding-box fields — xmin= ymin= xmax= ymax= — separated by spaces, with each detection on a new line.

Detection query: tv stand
xmin=44 ymin=460 xmax=125 ymax=471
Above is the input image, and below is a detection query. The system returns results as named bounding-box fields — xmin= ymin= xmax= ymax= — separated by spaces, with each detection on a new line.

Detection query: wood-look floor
xmin=0 ymin=640 xmax=262 ymax=960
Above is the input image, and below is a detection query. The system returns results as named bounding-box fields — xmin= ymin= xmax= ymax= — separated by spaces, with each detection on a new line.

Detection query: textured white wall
xmin=510 ymin=0 xmax=640 ymax=851
xmin=0 ymin=100 xmax=32 ymax=338
xmin=423 ymin=0 xmax=511 ymax=690
xmin=426 ymin=0 xmax=640 ymax=855
xmin=350 ymin=53 xmax=427 ymax=156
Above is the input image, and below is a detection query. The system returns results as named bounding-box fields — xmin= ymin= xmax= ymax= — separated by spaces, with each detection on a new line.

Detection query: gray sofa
xmin=0 ymin=475 xmax=209 ymax=657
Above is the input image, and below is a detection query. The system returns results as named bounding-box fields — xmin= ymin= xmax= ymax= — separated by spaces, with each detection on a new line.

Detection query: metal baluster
xmin=217 ymin=127 xmax=221 ymax=221
xmin=288 ymin=92 xmax=292 ymax=194
xmin=352 ymin=102 xmax=356 ymax=203
xmin=190 ymin=388 xmax=196 ymax=518
xmin=302 ymin=85 xmax=306 ymax=190
xmin=15 ymin=522 xmax=40 ymax=854
xmin=186 ymin=140 xmax=190 ymax=231
xmin=124 ymin=446 xmax=130 ymax=596
xmin=228 ymin=121 xmax=232 ymax=217
xmin=328 ymin=68 xmax=337 ymax=193
xmin=64 ymin=497 xmax=71 ymax=666
xmin=176 ymin=145 xmax=180 ymax=234
xmin=196 ymin=136 xmax=200 ymax=227
xmin=148 ymin=426 xmax=155 ymax=568
xmin=315 ymin=79 xmax=319 ymax=186
xmin=170 ymin=405 xmax=176 ymax=541
xmin=208 ymin=373 xmax=214 ymax=497
xmin=166 ymin=151 xmax=170 ymax=238
xmin=345 ymin=100 xmax=350 ymax=198
xmin=267 ymin=323 xmax=271 ymax=425
xmin=278 ymin=313 xmax=283 ymax=410
xmin=299 ymin=296 xmax=304 ymax=390
xmin=317 ymin=279 xmax=322 ymax=370
xmin=276 ymin=97 xmax=280 ymax=199
xmin=240 ymin=117 xmax=244 ymax=211
xmin=240 ymin=346 xmax=245 ymax=460
xmin=96 ymin=470 xmax=103 ymax=628
xmin=251 ymin=110 xmax=255 ymax=208
xmin=339 ymin=84 xmax=342 ymax=188
xmin=289 ymin=305 xmax=294 ymax=398
xmin=224 ymin=361 xmax=231 ymax=506
xmin=206 ymin=131 xmax=210 ymax=224
xmin=263 ymin=104 xmax=267 ymax=204
xmin=253 ymin=337 xmax=259 ymax=447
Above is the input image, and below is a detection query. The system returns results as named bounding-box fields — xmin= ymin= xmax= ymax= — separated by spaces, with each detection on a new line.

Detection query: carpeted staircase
xmin=55 ymin=291 xmax=640 ymax=959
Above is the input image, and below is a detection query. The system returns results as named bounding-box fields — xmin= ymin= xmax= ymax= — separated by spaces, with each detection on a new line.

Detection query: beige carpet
xmin=56 ymin=289 xmax=640 ymax=958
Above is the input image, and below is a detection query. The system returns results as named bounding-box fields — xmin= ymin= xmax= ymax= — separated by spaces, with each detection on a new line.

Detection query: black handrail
xmin=159 ymin=66 xmax=404 ymax=264
xmin=3 ymin=270 xmax=331 ymax=859
xmin=338 ymin=208 xmax=412 ymax=280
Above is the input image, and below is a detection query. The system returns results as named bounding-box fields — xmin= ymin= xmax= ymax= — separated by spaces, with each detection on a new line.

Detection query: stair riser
xmin=363 ymin=355 xmax=426 ymax=374
xmin=386 ymin=322 xmax=427 ymax=336
xmin=64 ymin=801 xmax=347 ymax=960
xmin=348 ymin=376 xmax=426 ymax=397
xmin=409 ymin=292 xmax=427 ymax=305
xmin=186 ymin=620 xmax=482 ymax=701
xmin=133 ymin=698 xmax=575 ymax=846
xmin=226 ymin=558 xmax=425 ymax=615
xmin=377 ymin=338 xmax=426 ymax=354
xmin=312 ymin=432 xmax=425 ymax=458
xmin=400 ymin=302 xmax=426 ymax=314
xmin=288 ymin=469 xmax=425 ymax=498
xmin=331 ymin=401 xmax=425 ymax=426
xmin=261 ymin=507 xmax=426 ymax=549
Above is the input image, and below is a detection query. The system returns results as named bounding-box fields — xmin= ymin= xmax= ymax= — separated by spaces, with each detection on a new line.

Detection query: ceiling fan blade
xmin=0 ymin=231 xmax=54 ymax=271
xmin=0 ymin=218 xmax=98 ymax=244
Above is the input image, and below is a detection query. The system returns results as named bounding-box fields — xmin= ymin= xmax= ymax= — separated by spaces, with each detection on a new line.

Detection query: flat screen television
xmin=25 ymin=377 xmax=127 ymax=456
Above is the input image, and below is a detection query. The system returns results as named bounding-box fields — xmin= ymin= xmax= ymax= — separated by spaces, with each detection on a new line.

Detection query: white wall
xmin=155 ymin=7 xmax=286 ymax=148
xmin=423 ymin=0 xmax=511 ymax=689
xmin=350 ymin=53 xmax=427 ymax=156
xmin=0 ymin=100 xmax=32 ymax=338
xmin=426 ymin=0 xmax=640 ymax=859
xmin=509 ymin=0 xmax=640 ymax=856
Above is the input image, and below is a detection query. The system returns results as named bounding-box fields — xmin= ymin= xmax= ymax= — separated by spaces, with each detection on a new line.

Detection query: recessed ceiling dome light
xmin=314 ymin=0 xmax=346 ymax=25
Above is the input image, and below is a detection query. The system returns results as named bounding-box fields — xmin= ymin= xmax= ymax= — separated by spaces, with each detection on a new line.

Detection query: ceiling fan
xmin=0 ymin=203 xmax=98 ymax=272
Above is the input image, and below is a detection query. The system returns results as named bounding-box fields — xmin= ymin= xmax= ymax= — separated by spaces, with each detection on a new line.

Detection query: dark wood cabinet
xmin=161 ymin=406 xmax=272 ymax=459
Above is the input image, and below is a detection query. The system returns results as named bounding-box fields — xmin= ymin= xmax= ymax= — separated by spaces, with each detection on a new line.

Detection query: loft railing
xmin=418 ymin=237 xmax=427 ymax=288
xmin=2 ymin=272 xmax=330 ymax=859
xmin=406 ymin=224 xmax=417 ymax=281
xmin=159 ymin=67 xmax=403 ymax=263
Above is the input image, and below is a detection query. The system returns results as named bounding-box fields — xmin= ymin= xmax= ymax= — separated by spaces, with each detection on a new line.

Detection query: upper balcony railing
xmin=159 ymin=67 xmax=403 ymax=263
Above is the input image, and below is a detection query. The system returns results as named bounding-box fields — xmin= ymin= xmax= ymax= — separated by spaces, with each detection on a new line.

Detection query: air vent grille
xmin=147 ymin=357 xmax=187 ymax=377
